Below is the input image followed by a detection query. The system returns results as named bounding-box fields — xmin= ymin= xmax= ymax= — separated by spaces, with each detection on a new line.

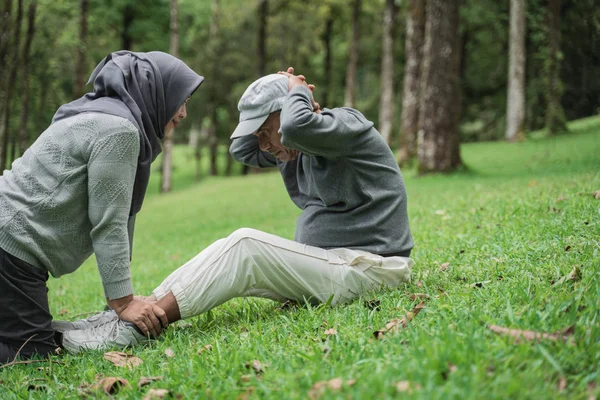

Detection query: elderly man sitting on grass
xmin=56 ymin=68 xmax=415 ymax=352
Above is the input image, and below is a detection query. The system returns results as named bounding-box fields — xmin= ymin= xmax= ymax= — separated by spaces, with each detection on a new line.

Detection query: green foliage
xmin=1 ymin=116 xmax=599 ymax=398
xmin=1 ymin=0 xmax=599 ymax=163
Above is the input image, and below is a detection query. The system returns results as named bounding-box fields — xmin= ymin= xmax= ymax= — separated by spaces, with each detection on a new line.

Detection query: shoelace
xmin=87 ymin=319 xmax=122 ymax=340
xmin=86 ymin=310 xmax=116 ymax=323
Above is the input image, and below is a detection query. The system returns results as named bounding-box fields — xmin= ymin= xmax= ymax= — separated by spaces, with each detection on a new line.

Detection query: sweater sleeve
xmin=87 ymin=129 xmax=140 ymax=300
xmin=229 ymin=134 xmax=277 ymax=168
xmin=279 ymin=86 xmax=373 ymax=158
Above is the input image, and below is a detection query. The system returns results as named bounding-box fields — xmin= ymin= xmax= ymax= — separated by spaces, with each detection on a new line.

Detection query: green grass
xmin=2 ymin=117 xmax=600 ymax=399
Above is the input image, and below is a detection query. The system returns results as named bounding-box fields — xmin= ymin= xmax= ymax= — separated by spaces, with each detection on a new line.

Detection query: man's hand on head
xmin=278 ymin=67 xmax=321 ymax=114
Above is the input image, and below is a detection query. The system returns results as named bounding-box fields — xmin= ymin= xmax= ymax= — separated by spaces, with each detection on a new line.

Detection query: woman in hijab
xmin=0 ymin=51 xmax=204 ymax=364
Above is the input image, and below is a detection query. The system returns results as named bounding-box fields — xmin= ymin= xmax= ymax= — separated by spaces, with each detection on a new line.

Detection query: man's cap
xmin=230 ymin=74 xmax=288 ymax=139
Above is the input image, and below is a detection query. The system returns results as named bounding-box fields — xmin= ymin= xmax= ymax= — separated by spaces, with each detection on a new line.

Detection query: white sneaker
xmin=61 ymin=319 xmax=149 ymax=354
xmin=51 ymin=310 xmax=119 ymax=333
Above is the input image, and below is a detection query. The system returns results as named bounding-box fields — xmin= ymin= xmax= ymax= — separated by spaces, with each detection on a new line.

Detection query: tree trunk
xmin=160 ymin=0 xmax=179 ymax=193
xmin=545 ymin=0 xmax=567 ymax=135
xmin=505 ymin=0 xmax=526 ymax=141
xmin=344 ymin=0 xmax=361 ymax=108
xmin=1 ymin=0 xmax=23 ymax=172
xmin=122 ymin=3 xmax=134 ymax=50
xmin=257 ymin=0 xmax=267 ymax=77
xmin=208 ymin=0 xmax=220 ymax=177
xmin=74 ymin=0 xmax=88 ymax=98
xmin=321 ymin=6 xmax=334 ymax=108
xmin=18 ymin=1 xmax=37 ymax=158
xmin=417 ymin=0 xmax=462 ymax=174
xmin=378 ymin=0 xmax=396 ymax=144
xmin=398 ymin=0 xmax=425 ymax=164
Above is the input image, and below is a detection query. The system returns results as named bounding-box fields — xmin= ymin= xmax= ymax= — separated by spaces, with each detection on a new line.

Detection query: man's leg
xmin=152 ymin=228 xmax=413 ymax=321
xmin=0 ymin=247 xmax=58 ymax=365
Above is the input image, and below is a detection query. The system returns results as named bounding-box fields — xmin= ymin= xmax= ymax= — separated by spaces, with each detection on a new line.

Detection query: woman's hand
xmin=108 ymin=296 xmax=168 ymax=337
xmin=278 ymin=67 xmax=321 ymax=113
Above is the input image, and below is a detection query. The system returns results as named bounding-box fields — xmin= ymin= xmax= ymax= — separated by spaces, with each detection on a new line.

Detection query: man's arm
xmin=229 ymin=134 xmax=277 ymax=168
xmin=279 ymin=86 xmax=370 ymax=158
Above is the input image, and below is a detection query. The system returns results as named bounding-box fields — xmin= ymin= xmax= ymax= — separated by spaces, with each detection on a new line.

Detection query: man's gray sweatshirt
xmin=0 ymin=113 xmax=139 ymax=299
xmin=230 ymin=86 xmax=413 ymax=256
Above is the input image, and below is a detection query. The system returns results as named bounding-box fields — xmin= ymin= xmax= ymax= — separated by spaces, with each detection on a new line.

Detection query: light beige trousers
xmin=153 ymin=228 xmax=413 ymax=319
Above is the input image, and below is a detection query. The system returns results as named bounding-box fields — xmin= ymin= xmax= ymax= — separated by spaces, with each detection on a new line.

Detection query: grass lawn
xmin=2 ymin=116 xmax=599 ymax=399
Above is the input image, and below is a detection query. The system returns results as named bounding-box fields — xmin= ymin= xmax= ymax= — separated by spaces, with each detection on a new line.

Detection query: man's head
xmin=230 ymin=74 xmax=298 ymax=162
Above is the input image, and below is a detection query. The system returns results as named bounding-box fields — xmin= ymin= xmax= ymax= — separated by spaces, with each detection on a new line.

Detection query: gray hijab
xmin=52 ymin=50 xmax=204 ymax=215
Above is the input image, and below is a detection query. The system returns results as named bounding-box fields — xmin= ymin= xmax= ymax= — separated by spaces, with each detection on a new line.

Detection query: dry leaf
xmin=95 ymin=377 xmax=130 ymax=395
xmin=442 ymin=362 xmax=458 ymax=380
xmin=553 ymin=265 xmax=582 ymax=286
xmin=309 ymin=378 xmax=355 ymax=399
xmin=374 ymin=302 xmax=426 ymax=339
xmin=237 ymin=386 xmax=254 ymax=400
xmin=364 ymin=299 xmax=381 ymax=310
xmin=197 ymin=344 xmax=213 ymax=354
xmin=138 ymin=376 xmax=163 ymax=388
xmin=440 ymin=262 xmax=450 ymax=271
xmin=164 ymin=348 xmax=175 ymax=358
xmin=488 ymin=325 xmax=574 ymax=344
xmin=57 ymin=308 xmax=69 ymax=316
xmin=416 ymin=281 xmax=423 ymax=287
xmin=324 ymin=328 xmax=337 ymax=336
xmin=593 ymin=190 xmax=600 ymax=199
xmin=408 ymin=293 xmax=430 ymax=301
xmin=104 ymin=351 xmax=143 ymax=369
xmin=557 ymin=377 xmax=567 ymax=392
xmin=245 ymin=360 xmax=266 ymax=374
xmin=395 ymin=381 xmax=421 ymax=393
xmin=587 ymin=382 xmax=597 ymax=400
xmin=143 ymin=388 xmax=171 ymax=400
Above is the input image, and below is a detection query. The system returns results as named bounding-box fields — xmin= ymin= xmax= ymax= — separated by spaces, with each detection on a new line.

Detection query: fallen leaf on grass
xmin=197 ymin=344 xmax=213 ymax=354
xmin=440 ymin=262 xmax=450 ymax=271
xmin=442 ymin=363 xmax=458 ymax=380
xmin=470 ymin=280 xmax=491 ymax=288
xmin=593 ymin=190 xmax=600 ymax=199
xmin=553 ymin=265 xmax=582 ymax=286
xmin=374 ymin=302 xmax=426 ymax=339
xmin=308 ymin=378 xmax=356 ymax=400
xmin=84 ymin=377 xmax=131 ymax=395
xmin=395 ymin=380 xmax=421 ymax=393
xmin=408 ymin=293 xmax=430 ymax=301
xmin=104 ymin=351 xmax=143 ymax=369
xmin=488 ymin=325 xmax=574 ymax=344
xmin=363 ymin=299 xmax=381 ymax=310
xmin=138 ymin=376 xmax=163 ymax=388
xmin=237 ymin=386 xmax=254 ymax=400
xmin=164 ymin=348 xmax=175 ymax=358
xmin=57 ymin=308 xmax=69 ymax=316
xmin=324 ymin=328 xmax=337 ymax=336
xmin=416 ymin=281 xmax=423 ymax=287
xmin=245 ymin=360 xmax=266 ymax=374
xmin=588 ymin=382 xmax=597 ymax=400
xmin=143 ymin=388 xmax=171 ymax=400
xmin=557 ymin=377 xmax=567 ymax=392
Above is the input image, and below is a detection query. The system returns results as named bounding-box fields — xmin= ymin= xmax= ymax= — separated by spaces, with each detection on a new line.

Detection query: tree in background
xmin=320 ymin=4 xmax=334 ymax=109
xmin=160 ymin=0 xmax=179 ymax=193
xmin=1 ymin=0 xmax=22 ymax=171
xmin=17 ymin=1 xmax=37 ymax=157
xmin=73 ymin=0 xmax=88 ymax=99
xmin=398 ymin=0 xmax=425 ymax=164
xmin=418 ymin=0 xmax=462 ymax=173
xmin=378 ymin=0 xmax=396 ymax=144
xmin=343 ymin=0 xmax=360 ymax=108
xmin=544 ymin=0 xmax=567 ymax=135
xmin=506 ymin=0 xmax=526 ymax=141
